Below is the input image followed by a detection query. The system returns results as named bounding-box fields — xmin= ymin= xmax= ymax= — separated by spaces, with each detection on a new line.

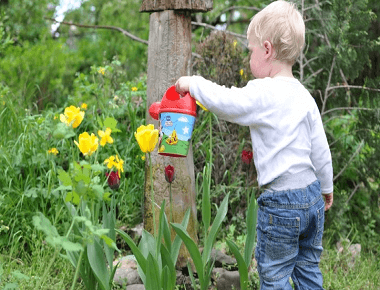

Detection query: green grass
xmin=321 ymin=247 xmax=380 ymax=289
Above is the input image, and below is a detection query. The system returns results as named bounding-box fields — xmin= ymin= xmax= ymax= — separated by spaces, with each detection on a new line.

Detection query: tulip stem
xmin=246 ymin=166 xmax=250 ymax=206
xmin=149 ymin=153 xmax=157 ymax=239
xmin=169 ymin=183 xmax=173 ymax=225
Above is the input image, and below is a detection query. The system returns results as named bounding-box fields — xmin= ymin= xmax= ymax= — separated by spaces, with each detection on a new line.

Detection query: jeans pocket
xmin=312 ymin=204 xmax=325 ymax=246
xmin=262 ymin=212 xmax=300 ymax=260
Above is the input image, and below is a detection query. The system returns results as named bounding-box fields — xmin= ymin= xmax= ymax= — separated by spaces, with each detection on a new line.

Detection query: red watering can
xmin=149 ymin=86 xmax=197 ymax=157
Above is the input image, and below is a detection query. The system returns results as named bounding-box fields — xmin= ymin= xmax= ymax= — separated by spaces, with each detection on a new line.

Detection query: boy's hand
xmin=175 ymin=76 xmax=191 ymax=97
xmin=323 ymin=192 xmax=333 ymax=211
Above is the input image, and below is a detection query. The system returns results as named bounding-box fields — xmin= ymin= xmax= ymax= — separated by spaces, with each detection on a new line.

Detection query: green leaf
xmin=3 ymin=283 xmax=18 ymax=289
xmin=65 ymin=191 xmax=80 ymax=205
xmin=115 ymin=229 xmax=147 ymax=274
xmin=171 ymin=223 xmax=204 ymax=284
xmin=91 ymin=163 xmax=104 ymax=173
xmin=226 ymin=240 xmax=248 ymax=290
xmin=58 ymin=169 xmax=72 ymax=186
xmin=139 ymin=230 xmax=156 ymax=258
xmin=100 ymin=235 xmax=118 ymax=251
xmin=187 ymin=262 xmax=197 ymax=290
xmin=104 ymin=117 xmax=121 ymax=133
xmin=171 ymin=208 xmax=190 ymax=264
xmin=202 ymin=164 xmax=211 ymax=235
xmin=161 ymin=266 xmax=170 ymax=290
xmin=87 ymin=238 xmax=110 ymax=290
xmin=92 ymin=184 xmax=104 ymax=201
xmin=244 ymin=195 xmax=258 ymax=268
xmin=160 ymin=245 xmax=176 ymax=289
xmin=24 ymin=187 xmax=38 ymax=198
xmin=145 ymin=253 xmax=161 ymax=290
xmin=33 ymin=213 xmax=59 ymax=239
xmin=60 ymin=237 xmax=83 ymax=252
xmin=11 ymin=270 xmax=29 ymax=281
xmin=202 ymin=193 xmax=229 ymax=265
xmin=157 ymin=199 xmax=166 ymax=256
xmin=53 ymin=185 xmax=72 ymax=193
xmin=103 ymin=192 xmax=112 ymax=202
xmin=161 ymin=202 xmax=172 ymax=253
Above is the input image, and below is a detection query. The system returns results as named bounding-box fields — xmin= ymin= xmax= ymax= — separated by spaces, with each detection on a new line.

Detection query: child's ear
xmin=263 ymin=40 xmax=274 ymax=58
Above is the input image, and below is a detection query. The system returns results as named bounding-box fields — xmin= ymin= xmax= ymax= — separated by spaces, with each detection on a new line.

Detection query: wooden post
xmin=140 ymin=0 xmax=212 ymax=268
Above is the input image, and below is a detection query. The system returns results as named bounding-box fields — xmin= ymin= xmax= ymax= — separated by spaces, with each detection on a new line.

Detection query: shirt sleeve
xmin=310 ymin=106 xmax=334 ymax=194
xmin=189 ymin=76 xmax=262 ymax=126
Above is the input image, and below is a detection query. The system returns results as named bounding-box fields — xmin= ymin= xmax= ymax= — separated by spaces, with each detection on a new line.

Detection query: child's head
xmin=247 ymin=0 xmax=305 ymax=66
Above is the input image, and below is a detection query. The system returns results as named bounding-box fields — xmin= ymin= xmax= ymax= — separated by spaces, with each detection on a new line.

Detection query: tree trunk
xmin=143 ymin=9 xmax=197 ymax=268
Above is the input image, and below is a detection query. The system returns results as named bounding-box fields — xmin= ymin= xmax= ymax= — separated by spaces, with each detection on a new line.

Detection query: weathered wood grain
xmin=140 ymin=0 xmax=213 ymax=13
xmin=143 ymin=10 xmax=198 ymax=268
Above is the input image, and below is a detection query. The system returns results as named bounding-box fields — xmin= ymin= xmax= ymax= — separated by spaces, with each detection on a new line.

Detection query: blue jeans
xmin=255 ymin=180 xmax=325 ymax=290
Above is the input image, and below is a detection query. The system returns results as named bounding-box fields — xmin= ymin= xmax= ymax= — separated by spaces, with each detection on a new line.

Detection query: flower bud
xmin=105 ymin=171 xmax=120 ymax=190
xmin=165 ymin=165 xmax=175 ymax=183
xmin=241 ymin=150 xmax=253 ymax=165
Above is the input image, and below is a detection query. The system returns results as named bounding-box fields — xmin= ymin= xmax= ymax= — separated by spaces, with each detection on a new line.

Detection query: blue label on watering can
xmin=158 ymin=112 xmax=196 ymax=157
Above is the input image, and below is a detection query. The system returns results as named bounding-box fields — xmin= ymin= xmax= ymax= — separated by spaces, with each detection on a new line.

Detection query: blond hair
xmin=247 ymin=0 xmax=305 ymax=65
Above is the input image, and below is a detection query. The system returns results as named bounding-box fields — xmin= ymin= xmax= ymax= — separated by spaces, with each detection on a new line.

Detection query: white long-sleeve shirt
xmin=189 ymin=76 xmax=333 ymax=194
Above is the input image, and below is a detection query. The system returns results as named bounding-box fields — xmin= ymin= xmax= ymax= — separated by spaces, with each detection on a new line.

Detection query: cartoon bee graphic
xmin=166 ymin=129 xmax=178 ymax=145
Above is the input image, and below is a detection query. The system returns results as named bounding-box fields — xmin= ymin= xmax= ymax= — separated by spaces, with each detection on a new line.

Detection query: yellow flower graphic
xmin=131 ymin=87 xmax=138 ymax=92
xmin=60 ymin=106 xmax=85 ymax=128
xmin=98 ymin=127 xmax=113 ymax=147
xmin=104 ymin=155 xmax=124 ymax=177
xmin=134 ymin=124 xmax=159 ymax=153
xmin=48 ymin=148 xmax=59 ymax=155
xmin=81 ymin=103 xmax=88 ymax=110
xmin=98 ymin=67 xmax=105 ymax=75
xmin=196 ymin=100 xmax=209 ymax=112
xmin=74 ymin=132 xmax=99 ymax=156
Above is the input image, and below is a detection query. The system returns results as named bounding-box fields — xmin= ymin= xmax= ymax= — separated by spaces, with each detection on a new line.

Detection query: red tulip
xmin=241 ymin=150 xmax=253 ymax=165
xmin=105 ymin=171 xmax=120 ymax=190
xmin=165 ymin=165 xmax=175 ymax=183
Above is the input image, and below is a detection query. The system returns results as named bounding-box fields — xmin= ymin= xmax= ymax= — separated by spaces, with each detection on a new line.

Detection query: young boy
xmin=175 ymin=0 xmax=333 ymax=289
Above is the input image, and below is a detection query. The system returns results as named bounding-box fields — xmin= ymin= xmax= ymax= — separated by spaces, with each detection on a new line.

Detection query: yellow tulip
xmin=74 ymin=132 xmax=99 ymax=156
xmin=98 ymin=127 xmax=114 ymax=146
xmin=134 ymin=124 xmax=159 ymax=153
xmin=60 ymin=105 xmax=85 ymax=128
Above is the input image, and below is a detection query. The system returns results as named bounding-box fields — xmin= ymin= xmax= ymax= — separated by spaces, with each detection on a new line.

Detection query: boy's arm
xmin=310 ymin=107 xmax=334 ymax=195
xmin=176 ymin=76 xmax=261 ymax=126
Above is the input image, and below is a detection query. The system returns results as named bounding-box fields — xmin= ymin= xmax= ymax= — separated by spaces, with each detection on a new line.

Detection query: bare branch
xmin=191 ymin=21 xmax=247 ymax=40
xmin=45 ymin=17 xmax=149 ymax=45
xmin=333 ymin=140 xmax=364 ymax=182
xmin=302 ymin=56 xmax=319 ymax=68
xmin=304 ymin=68 xmax=323 ymax=85
xmin=322 ymin=55 xmax=336 ymax=115
xmin=346 ymin=182 xmax=361 ymax=204
xmin=326 ymin=85 xmax=380 ymax=93
xmin=322 ymin=107 xmax=374 ymax=116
